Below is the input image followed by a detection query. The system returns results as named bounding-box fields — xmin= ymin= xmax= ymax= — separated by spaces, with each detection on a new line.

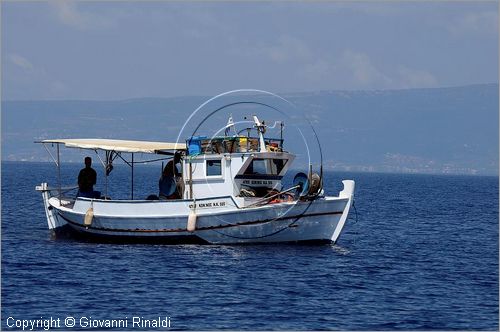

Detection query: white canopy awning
xmin=38 ymin=139 xmax=186 ymax=154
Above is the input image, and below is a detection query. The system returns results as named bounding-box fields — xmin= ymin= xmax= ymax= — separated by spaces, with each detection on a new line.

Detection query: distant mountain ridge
xmin=2 ymin=83 xmax=498 ymax=175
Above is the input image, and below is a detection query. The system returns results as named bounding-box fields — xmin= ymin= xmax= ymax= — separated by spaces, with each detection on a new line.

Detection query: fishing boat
xmin=35 ymin=111 xmax=355 ymax=244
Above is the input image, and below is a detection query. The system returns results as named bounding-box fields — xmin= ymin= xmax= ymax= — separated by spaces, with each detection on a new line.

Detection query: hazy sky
xmin=2 ymin=1 xmax=498 ymax=100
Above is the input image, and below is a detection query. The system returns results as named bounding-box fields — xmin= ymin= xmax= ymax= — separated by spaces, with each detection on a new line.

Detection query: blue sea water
xmin=1 ymin=161 xmax=498 ymax=330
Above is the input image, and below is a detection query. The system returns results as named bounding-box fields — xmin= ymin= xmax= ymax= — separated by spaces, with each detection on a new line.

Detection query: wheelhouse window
xmin=270 ymin=159 xmax=286 ymax=174
xmin=244 ymin=158 xmax=287 ymax=175
xmin=206 ymin=159 xmax=222 ymax=176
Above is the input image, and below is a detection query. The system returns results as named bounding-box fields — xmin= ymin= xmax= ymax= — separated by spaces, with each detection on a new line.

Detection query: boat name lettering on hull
xmin=242 ymin=180 xmax=273 ymax=185
xmin=189 ymin=201 xmax=226 ymax=209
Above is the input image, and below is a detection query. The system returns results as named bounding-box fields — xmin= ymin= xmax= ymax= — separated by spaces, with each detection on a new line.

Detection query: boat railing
xmin=187 ymin=136 xmax=283 ymax=155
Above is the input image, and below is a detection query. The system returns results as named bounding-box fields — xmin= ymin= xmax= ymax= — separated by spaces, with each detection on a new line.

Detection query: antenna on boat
xmin=280 ymin=121 xmax=284 ymax=150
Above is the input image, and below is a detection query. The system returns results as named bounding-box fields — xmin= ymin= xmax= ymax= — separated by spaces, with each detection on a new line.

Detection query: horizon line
xmin=2 ymin=82 xmax=498 ymax=103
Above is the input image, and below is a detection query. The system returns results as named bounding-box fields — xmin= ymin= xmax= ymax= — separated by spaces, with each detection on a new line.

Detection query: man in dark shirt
xmin=159 ymin=153 xmax=183 ymax=199
xmin=78 ymin=156 xmax=99 ymax=198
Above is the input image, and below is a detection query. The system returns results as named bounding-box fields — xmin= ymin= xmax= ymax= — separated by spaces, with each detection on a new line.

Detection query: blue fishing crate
xmin=187 ymin=136 xmax=207 ymax=155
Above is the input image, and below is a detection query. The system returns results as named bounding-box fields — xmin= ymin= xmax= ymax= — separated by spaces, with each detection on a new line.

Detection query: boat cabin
xmin=182 ymin=135 xmax=294 ymax=200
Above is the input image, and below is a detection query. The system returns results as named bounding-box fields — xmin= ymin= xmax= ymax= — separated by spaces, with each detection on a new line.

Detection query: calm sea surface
xmin=1 ymin=161 xmax=498 ymax=330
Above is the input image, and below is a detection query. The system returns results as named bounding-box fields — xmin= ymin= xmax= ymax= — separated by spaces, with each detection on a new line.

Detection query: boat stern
xmin=330 ymin=180 xmax=355 ymax=243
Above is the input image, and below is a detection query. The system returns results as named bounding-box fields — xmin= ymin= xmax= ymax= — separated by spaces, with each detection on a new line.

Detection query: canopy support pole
xmin=57 ymin=143 xmax=61 ymax=204
xmin=189 ymin=161 xmax=193 ymax=199
xmin=94 ymin=150 xmax=107 ymax=198
xmin=131 ymin=153 xmax=134 ymax=200
xmin=43 ymin=143 xmax=59 ymax=166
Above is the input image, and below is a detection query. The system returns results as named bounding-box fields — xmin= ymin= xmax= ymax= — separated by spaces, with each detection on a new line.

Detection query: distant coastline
xmin=3 ymin=84 xmax=498 ymax=176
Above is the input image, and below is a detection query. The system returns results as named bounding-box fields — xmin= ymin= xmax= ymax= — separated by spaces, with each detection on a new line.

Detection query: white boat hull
xmin=37 ymin=181 xmax=355 ymax=244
